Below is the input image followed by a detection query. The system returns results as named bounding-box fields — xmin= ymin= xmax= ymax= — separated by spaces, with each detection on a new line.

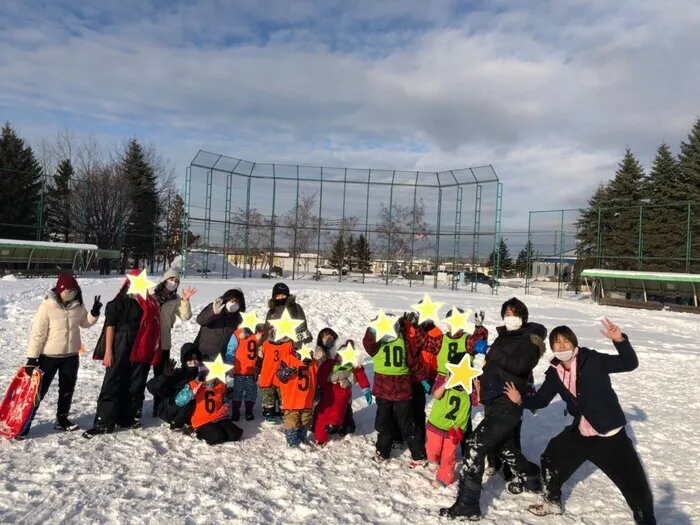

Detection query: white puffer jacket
xmin=27 ymin=291 xmax=99 ymax=359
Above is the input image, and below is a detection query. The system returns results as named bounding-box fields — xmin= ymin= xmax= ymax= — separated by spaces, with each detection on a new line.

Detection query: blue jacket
xmin=523 ymin=335 xmax=638 ymax=434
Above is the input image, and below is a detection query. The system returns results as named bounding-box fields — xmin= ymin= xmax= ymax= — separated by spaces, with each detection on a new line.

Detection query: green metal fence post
xmin=492 ymin=182 xmax=503 ymax=294
xmin=180 ymin=166 xmax=192 ymax=278
xmin=269 ymin=164 xmax=277 ymax=277
xmin=525 ymin=211 xmax=533 ymax=295
xmin=386 ymin=171 xmax=396 ymax=286
xmin=596 ymin=206 xmax=603 ymax=268
xmin=409 ymin=171 xmax=419 ymax=288
xmin=434 ymin=186 xmax=442 ymax=290
xmin=243 ymin=165 xmax=254 ymax=278
xmin=292 ymin=165 xmax=300 ymax=281
xmin=363 ymin=171 xmax=371 ymax=284
xmin=686 ymin=201 xmax=693 ymax=273
xmin=203 ymin=168 xmax=213 ymax=279
xmin=315 ymin=168 xmax=324 ymax=279
xmin=471 ymin=184 xmax=482 ymax=293
xmin=340 ymin=168 xmax=348 ymax=283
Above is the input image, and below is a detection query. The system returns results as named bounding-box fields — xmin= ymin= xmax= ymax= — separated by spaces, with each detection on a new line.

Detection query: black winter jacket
xmin=193 ymin=303 xmax=242 ymax=361
xmin=523 ymin=335 xmax=638 ymax=434
xmin=264 ymin=295 xmax=312 ymax=344
xmin=480 ymin=322 xmax=547 ymax=405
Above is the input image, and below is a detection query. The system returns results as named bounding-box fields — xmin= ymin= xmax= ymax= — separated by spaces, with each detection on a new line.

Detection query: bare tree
xmin=70 ymin=162 xmax=132 ymax=254
xmin=376 ymin=198 xmax=430 ymax=261
xmin=282 ymin=193 xmax=320 ymax=256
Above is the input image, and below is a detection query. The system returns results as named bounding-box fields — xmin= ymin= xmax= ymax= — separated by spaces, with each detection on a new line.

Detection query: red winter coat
xmin=405 ymin=324 xmax=443 ymax=383
xmin=363 ymin=324 xmax=427 ymax=402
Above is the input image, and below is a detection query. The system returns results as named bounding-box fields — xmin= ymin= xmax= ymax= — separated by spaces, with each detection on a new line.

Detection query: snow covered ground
xmin=0 ymin=276 xmax=698 ymax=524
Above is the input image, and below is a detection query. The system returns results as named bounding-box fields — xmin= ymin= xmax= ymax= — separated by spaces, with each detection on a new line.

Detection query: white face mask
xmin=503 ymin=316 xmax=523 ymax=331
xmin=555 ymin=349 xmax=575 ymax=362
xmin=226 ymin=302 xmax=239 ymax=313
xmin=61 ymin=290 xmax=77 ymax=302
xmin=164 ymin=281 xmax=178 ymax=292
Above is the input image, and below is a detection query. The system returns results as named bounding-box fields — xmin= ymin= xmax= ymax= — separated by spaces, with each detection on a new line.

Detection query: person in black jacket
xmin=146 ymin=343 xmax=204 ymax=431
xmin=504 ymin=319 xmax=656 ymax=525
xmin=193 ymin=289 xmax=246 ymax=362
xmin=440 ymin=298 xmax=545 ymax=521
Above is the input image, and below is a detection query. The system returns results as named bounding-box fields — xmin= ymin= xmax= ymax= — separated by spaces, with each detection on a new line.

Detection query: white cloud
xmin=1 ymin=0 xmax=699 ymax=249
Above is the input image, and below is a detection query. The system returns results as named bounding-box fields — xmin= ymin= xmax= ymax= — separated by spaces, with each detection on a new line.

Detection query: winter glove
xmin=447 ymin=427 xmax=464 ymax=445
xmin=276 ymin=362 xmax=297 ymax=383
xmin=474 ymin=310 xmax=485 ymax=327
xmin=91 ymin=295 xmax=102 ymax=317
xmin=421 ymin=380 xmax=432 ymax=394
xmin=295 ymin=326 xmax=313 ymax=345
xmin=363 ymin=387 xmax=373 ymax=406
xmin=25 ymin=357 xmax=39 ymax=375
xmin=212 ymin=297 xmax=225 ymax=315
xmin=474 ymin=339 xmax=488 ymax=355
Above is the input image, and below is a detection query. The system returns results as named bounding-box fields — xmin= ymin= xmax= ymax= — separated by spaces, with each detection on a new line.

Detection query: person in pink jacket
xmin=21 ymin=273 xmax=101 ymax=437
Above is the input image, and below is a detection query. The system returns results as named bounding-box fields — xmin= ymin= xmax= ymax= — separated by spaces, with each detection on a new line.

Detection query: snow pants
xmin=541 ymin=427 xmax=655 ymax=524
xmin=196 ymin=419 xmax=243 ymax=445
xmin=261 ymin=386 xmax=281 ymax=417
xmin=37 ymin=354 xmax=80 ymax=418
xmin=392 ymin=382 xmax=427 ymax=446
xmin=426 ymin=426 xmax=459 ymax=486
xmin=375 ymin=397 xmax=426 ymax=461
xmin=457 ymin=402 xmax=539 ymax=507
xmin=314 ymin=383 xmax=352 ymax=444
xmin=94 ymin=341 xmax=151 ymax=428
xmin=231 ymin=375 xmax=257 ymax=411
xmin=150 ymin=349 xmax=170 ymax=414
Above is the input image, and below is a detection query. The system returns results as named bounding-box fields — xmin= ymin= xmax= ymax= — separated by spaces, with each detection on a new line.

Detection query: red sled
xmin=0 ymin=367 xmax=43 ymax=439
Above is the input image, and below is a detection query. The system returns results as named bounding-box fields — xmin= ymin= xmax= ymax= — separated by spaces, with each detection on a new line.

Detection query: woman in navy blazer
xmin=505 ymin=318 xmax=655 ymax=525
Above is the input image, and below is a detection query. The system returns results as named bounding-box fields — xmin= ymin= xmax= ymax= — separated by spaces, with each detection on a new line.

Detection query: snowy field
xmin=0 ymin=276 xmax=698 ymax=524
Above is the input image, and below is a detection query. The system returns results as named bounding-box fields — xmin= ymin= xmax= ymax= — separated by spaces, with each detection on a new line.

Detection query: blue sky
xmin=1 ymin=0 xmax=699 ymax=250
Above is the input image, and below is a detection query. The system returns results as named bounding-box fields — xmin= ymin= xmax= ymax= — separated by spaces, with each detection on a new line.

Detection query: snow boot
xmin=54 ymin=415 xmax=80 ymax=432
xmin=230 ymin=405 xmax=241 ymax=422
xmin=409 ymin=458 xmax=429 ymax=469
xmin=325 ymin=424 xmax=339 ymax=436
xmin=373 ymin=451 xmax=388 ymax=464
xmin=284 ymin=428 xmax=300 ymax=447
xmin=245 ymin=402 xmax=255 ymax=421
xmin=439 ymin=477 xmax=482 ymax=521
xmin=297 ymin=427 xmax=309 ymax=445
xmin=508 ymin=463 xmax=542 ymax=494
xmin=82 ymin=423 xmax=114 ymax=439
xmin=528 ymin=500 xmax=563 ymax=517
xmin=134 ymin=409 xmax=142 ymax=421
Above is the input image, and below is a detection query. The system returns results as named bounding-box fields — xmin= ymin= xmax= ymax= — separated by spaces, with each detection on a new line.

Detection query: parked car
xmin=465 ymin=272 xmax=497 ymax=288
xmin=317 ymin=265 xmax=339 ymax=276
xmin=262 ymin=266 xmax=283 ymax=279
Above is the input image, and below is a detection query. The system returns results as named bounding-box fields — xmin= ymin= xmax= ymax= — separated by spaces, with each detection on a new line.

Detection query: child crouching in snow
xmin=174 ymin=368 xmax=243 ymax=445
xmin=276 ymin=347 xmax=318 ymax=447
xmin=426 ymin=354 xmax=473 ymax=488
xmin=146 ymin=343 xmax=204 ymax=431
xmin=314 ymin=337 xmax=372 ymax=446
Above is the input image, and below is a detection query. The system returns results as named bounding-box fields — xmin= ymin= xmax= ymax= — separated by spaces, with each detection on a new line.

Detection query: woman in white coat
xmin=23 ymin=272 xmax=102 ymax=436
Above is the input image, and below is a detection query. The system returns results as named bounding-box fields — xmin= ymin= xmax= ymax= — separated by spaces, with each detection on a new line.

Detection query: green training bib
xmin=428 ymin=386 xmax=472 ymax=431
xmin=371 ymin=338 xmax=409 ymax=376
xmin=437 ymin=333 xmax=468 ymax=375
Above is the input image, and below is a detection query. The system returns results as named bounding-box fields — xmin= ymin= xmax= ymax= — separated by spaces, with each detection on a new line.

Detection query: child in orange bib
xmin=258 ymin=337 xmax=293 ymax=423
xmin=225 ymin=327 xmax=262 ymax=421
xmin=276 ymin=348 xmax=318 ymax=447
xmin=175 ymin=375 xmax=242 ymax=445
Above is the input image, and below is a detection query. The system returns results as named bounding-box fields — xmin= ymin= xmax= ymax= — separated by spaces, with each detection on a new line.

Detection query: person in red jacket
xmin=400 ymin=312 xmax=443 ymax=448
xmin=363 ymin=312 xmax=429 ymax=466
xmin=314 ymin=339 xmax=372 ymax=446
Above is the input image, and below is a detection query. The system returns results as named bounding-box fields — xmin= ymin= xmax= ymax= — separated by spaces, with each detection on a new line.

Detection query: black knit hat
xmin=272 ymin=282 xmax=290 ymax=297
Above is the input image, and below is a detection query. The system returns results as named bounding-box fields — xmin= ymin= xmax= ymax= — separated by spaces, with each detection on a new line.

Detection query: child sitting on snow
xmin=174 ymin=365 xmax=243 ymax=445
xmin=426 ymin=354 xmax=474 ymax=488
xmin=146 ymin=343 xmax=204 ymax=431
xmin=314 ymin=335 xmax=372 ymax=446
xmin=276 ymin=346 xmax=318 ymax=447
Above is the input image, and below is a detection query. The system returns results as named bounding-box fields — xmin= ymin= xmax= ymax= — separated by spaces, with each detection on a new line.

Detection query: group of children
xmin=143 ymin=284 xmax=491 ymax=492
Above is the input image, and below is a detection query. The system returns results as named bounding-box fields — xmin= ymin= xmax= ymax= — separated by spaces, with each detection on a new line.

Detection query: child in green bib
xmin=426 ymin=353 xmax=473 ymax=488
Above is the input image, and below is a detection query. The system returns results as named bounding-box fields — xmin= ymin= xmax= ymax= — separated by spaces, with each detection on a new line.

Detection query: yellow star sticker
xmin=269 ymin=308 xmax=303 ymax=342
xmin=204 ymin=354 xmax=233 ymax=383
xmin=369 ymin=309 xmax=397 ymax=340
xmin=338 ymin=341 xmax=361 ymax=367
xmin=126 ymin=269 xmax=157 ymax=299
xmin=411 ymin=294 xmax=444 ymax=324
xmin=445 ymin=354 xmax=483 ymax=393
xmin=445 ymin=306 xmax=475 ymax=335
xmin=239 ymin=309 xmax=264 ymax=333
xmin=296 ymin=345 xmax=314 ymax=362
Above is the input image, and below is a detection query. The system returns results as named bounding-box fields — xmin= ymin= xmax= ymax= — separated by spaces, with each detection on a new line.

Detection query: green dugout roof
xmin=581 ymin=269 xmax=700 ymax=283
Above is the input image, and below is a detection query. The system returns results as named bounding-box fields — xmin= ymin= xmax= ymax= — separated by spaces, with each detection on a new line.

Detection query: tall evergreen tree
xmin=515 ymin=241 xmax=534 ymax=278
xmin=45 ymin=158 xmax=74 ymax=243
xmin=678 ymin=118 xmax=700 ymax=272
xmin=165 ymin=194 xmax=197 ymax=266
xmin=645 ymin=143 xmax=686 ymax=271
xmin=0 ymin=123 xmax=43 ymax=240
xmin=488 ymin=238 xmax=513 ymax=278
xmin=346 ymin=233 xmax=356 ymax=271
xmin=602 ymin=149 xmax=646 ymax=270
xmin=354 ymin=233 xmax=372 ymax=272
xmin=328 ymin=234 xmax=347 ymax=270
xmin=121 ymin=138 xmax=159 ymax=270
xmin=576 ymin=183 xmax=610 ymax=268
